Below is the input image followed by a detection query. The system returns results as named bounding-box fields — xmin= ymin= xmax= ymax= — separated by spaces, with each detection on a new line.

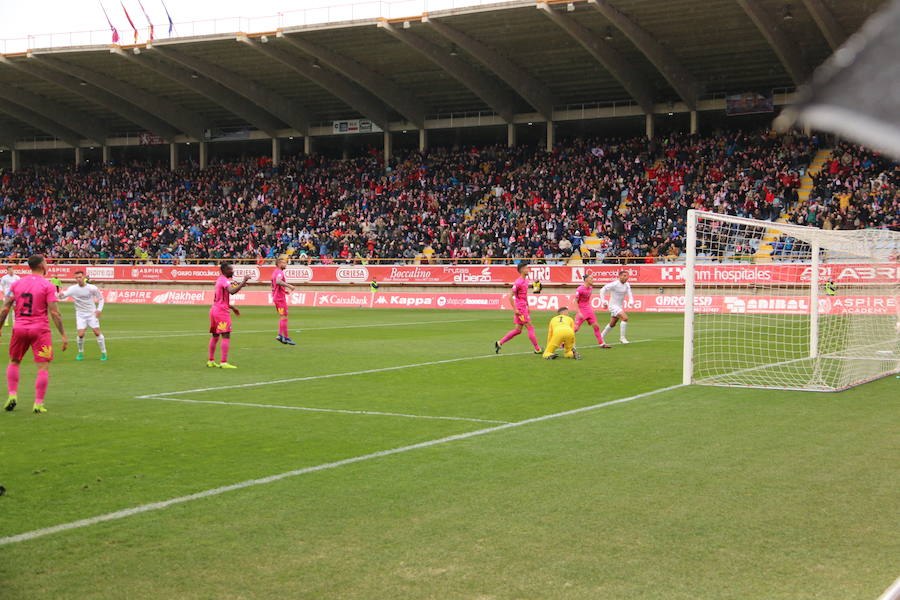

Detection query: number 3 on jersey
xmin=19 ymin=292 xmax=33 ymax=317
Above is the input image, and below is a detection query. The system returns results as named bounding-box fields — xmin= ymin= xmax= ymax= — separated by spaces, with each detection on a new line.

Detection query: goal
xmin=683 ymin=209 xmax=900 ymax=391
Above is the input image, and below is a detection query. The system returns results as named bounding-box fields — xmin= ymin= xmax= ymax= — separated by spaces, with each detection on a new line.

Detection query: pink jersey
xmin=576 ymin=284 xmax=593 ymax=312
xmin=213 ymin=275 xmax=232 ymax=309
xmin=512 ymin=277 xmax=529 ymax=309
xmin=271 ymin=268 xmax=286 ymax=304
xmin=10 ymin=274 xmax=58 ymax=329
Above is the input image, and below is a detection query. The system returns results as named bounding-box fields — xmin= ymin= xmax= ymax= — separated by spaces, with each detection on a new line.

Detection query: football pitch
xmin=0 ymin=305 xmax=897 ymax=599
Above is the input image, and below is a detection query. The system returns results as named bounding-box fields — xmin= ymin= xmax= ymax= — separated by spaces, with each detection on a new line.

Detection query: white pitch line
xmin=142 ymin=395 xmax=509 ymax=424
xmin=0 ymin=382 xmax=684 ymax=547
xmin=105 ymin=318 xmax=489 ymax=341
xmin=135 ymin=339 xmax=655 ymax=398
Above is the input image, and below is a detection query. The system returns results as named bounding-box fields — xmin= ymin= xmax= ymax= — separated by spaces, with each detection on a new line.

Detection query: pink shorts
xmin=209 ymin=306 xmax=232 ymax=335
xmin=514 ymin=305 xmax=531 ymax=325
xmin=575 ymin=310 xmax=597 ymax=326
xmin=274 ymin=300 xmax=288 ymax=317
xmin=9 ymin=327 xmax=54 ymax=363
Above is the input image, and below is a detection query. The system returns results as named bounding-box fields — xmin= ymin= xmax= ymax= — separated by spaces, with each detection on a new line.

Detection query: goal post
xmin=683 ymin=209 xmax=900 ymax=392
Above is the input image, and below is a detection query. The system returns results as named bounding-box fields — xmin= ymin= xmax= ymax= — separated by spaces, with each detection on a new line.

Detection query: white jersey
xmin=60 ymin=283 xmax=105 ymax=315
xmin=600 ymin=279 xmax=634 ymax=309
xmin=0 ymin=274 xmax=20 ymax=297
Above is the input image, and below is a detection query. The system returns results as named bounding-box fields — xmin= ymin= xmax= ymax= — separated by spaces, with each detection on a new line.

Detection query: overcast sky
xmin=0 ymin=0 xmax=472 ymax=45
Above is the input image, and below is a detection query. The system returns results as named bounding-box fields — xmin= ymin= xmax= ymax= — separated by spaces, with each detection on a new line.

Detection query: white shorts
xmin=609 ymin=305 xmax=625 ymax=318
xmin=76 ymin=313 xmax=101 ymax=330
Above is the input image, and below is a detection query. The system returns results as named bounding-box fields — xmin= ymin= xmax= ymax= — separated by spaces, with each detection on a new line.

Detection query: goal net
xmin=683 ymin=209 xmax=900 ymax=391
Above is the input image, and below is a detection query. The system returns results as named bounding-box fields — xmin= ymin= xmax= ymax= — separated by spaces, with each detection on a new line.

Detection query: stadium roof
xmin=0 ymin=0 xmax=886 ymax=149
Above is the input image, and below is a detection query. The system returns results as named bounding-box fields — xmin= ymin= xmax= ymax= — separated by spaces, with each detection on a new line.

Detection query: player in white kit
xmin=599 ymin=270 xmax=635 ymax=344
xmin=0 ymin=266 xmax=20 ymax=326
xmin=59 ymin=271 xmax=107 ymax=361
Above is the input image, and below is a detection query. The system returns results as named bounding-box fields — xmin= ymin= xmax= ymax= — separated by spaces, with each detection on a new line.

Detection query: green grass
xmin=0 ymin=306 xmax=897 ymax=599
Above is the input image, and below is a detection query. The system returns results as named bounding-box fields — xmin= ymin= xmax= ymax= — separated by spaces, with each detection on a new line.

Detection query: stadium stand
xmin=0 ymin=131 xmax=895 ymax=264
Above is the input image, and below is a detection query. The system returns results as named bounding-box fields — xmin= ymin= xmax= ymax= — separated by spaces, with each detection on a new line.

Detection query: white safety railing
xmin=0 ymin=0 xmax=520 ymax=54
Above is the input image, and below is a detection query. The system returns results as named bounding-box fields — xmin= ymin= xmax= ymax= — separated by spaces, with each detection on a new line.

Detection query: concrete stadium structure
xmin=0 ymin=0 xmax=884 ymax=169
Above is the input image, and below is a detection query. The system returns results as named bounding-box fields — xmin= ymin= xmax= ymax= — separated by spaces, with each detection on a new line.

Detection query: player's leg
xmin=92 ymin=325 xmax=107 ymax=360
xmin=496 ymin=321 xmax=523 ymax=353
xmin=584 ymin=313 xmax=606 ymax=346
xmin=601 ymin=314 xmax=618 ymax=341
xmin=5 ymin=359 xmax=21 ymax=411
xmin=563 ymin=332 xmax=577 ymax=359
xmin=33 ymin=365 xmax=49 ymax=414
xmin=208 ymin=309 xmax=222 ymax=367
xmin=75 ymin=314 xmax=87 ymax=360
xmin=519 ymin=308 xmax=541 ymax=353
xmin=278 ymin=306 xmax=295 ymax=345
xmin=31 ymin=330 xmax=53 ymax=413
xmin=543 ymin=331 xmax=561 ymax=359
xmin=618 ymin=312 xmax=630 ymax=343
xmin=573 ymin=313 xmax=585 ymax=333
xmin=207 ymin=333 xmax=220 ymax=367
xmin=219 ymin=332 xmax=236 ymax=368
xmin=5 ymin=329 xmax=29 ymax=411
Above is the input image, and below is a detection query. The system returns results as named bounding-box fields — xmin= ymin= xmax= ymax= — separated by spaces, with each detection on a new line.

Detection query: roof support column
xmin=419 ymin=128 xmax=427 ymax=152
xmin=11 ymin=149 xmax=20 ymax=172
xmin=271 ymin=137 xmax=281 ymax=167
xmin=102 ymin=145 xmax=110 ymax=164
xmin=507 ymin=123 xmax=516 ymax=148
xmin=690 ymin=110 xmax=698 ymax=135
xmin=546 ymin=121 xmax=555 ymax=152
xmin=74 ymin=146 xmax=83 ymax=166
xmin=304 ymin=136 xmax=313 ymax=155
xmin=169 ymin=142 xmax=178 ymax=172
xmin=645 ymin=114 xmax=655 ymax=140
xmin=383 ymin=131 xmax=392 ymax=166
xmin=199 ymin=141 xmax=208 ymax=170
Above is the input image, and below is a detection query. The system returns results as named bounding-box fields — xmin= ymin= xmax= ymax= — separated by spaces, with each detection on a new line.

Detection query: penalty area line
xmin=0 ymin=382 xmax=684 ymax=547
xmin=135 ymin=339 xmax=654 ymax=398
xmin=141 ymin=395 xmax=510 ymax=425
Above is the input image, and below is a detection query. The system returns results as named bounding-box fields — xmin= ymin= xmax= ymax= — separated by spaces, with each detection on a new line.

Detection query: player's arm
xmin=598 ymin=283 xmax=612 ymax=307
xmin=276 ymin=277 xmax=295 ymax=292
xmin=48 ymin=302 xmax=68 ymax=351
xmin=0 ymin=295 xmax=13 ymax=337
xmin=507 ymin=289 xmax=521 ymax=318
xmin=228 ymin=275 xmax=251 ymax=295
xmin=546 ymin=320 xmax=555 ymax=348
xmin=626 ymin=283 xmax=634 ymax=306
xmin=92 ymin=287 xmax=105 ymax=317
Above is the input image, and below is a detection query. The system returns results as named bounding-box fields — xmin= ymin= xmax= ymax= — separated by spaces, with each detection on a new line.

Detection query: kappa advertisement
xmin=14 ymin=263 xmax=900 ymax=286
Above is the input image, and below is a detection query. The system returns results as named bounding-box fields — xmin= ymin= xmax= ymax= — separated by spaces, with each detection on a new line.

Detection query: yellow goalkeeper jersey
xmin=546 ymin=314 xmax=575 ymax=346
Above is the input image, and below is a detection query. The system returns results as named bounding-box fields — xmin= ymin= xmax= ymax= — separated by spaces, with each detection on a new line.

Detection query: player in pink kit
xmin=572 ymin=273 xmax=611 ymax=349
xmin=0 ymin=254 xmax=68 ymax=414
xmin=207 ymin=263 xmax=250 ymax=369
xmin=272 ymin=256 xmax=296 ymax=345
xmin=494 ymin=262 xmax=542 ymax=354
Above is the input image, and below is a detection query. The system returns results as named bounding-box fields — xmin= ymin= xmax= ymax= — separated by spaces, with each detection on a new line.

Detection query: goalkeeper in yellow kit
xmin=543 ymin=307 xmax=580 ymax=360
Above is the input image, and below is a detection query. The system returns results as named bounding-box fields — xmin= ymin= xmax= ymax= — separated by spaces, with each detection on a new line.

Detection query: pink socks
xmin=279 ymin=318 xmax=288 ymax=337
xmin=526 ymin=325 xmax=540 ymax=351
xmin=220 ymin=337 xmax=230 ymax=363
xmin=208 ymin=337 xmax=219 ymax=361
xmin=35 ymin=369 xmax=49 ymax=404
xmin=6 ymin=363 xmax=19 ymax=396
xmin=593 ymin=324 xmax=605 ymax=344
xmin=499 ymin=329 xmax=521 ymax=344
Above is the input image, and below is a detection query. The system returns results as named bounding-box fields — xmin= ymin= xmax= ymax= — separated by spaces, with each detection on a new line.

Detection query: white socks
xmin=97 ymin=335 xmax=107 ymax=353
xmin=601 ymin=325 xmax=612 ymax=340
xmin=620 ymin=321 xmax=628 ymax=339
xmin=77 ymin=336 xmax=85 ymax=352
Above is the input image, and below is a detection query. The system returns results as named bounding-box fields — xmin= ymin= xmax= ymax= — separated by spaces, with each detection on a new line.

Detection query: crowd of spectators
xmin=0 ymin=130 xmax=895 ymax=265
